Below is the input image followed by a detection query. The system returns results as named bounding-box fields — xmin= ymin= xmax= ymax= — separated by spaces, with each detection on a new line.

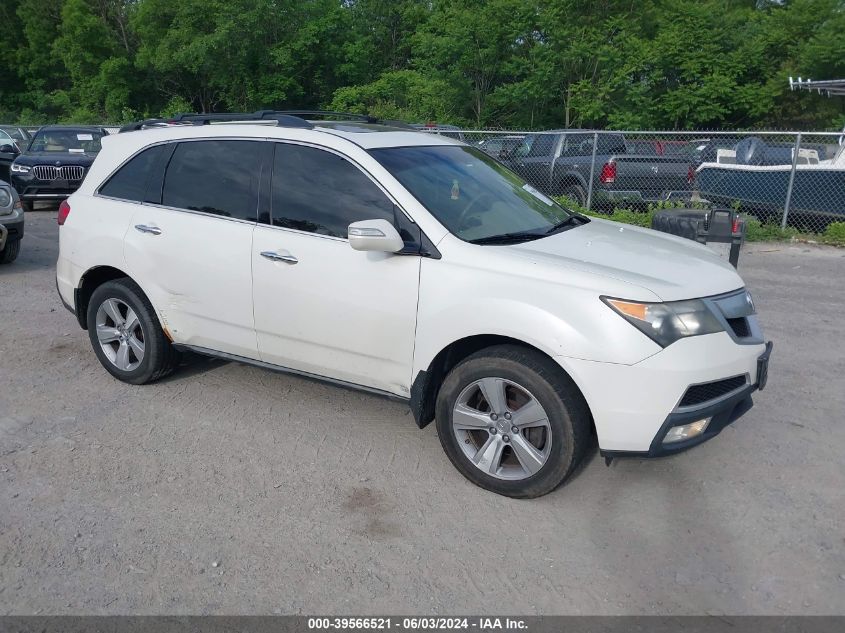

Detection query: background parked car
xmin=0 ymin=126 xmax=33 ymax=151
xmin=0 ymin=178 xmax=23 ymax=263
xmin=9 ymin=125 xmax=108 ymax=211
xmin=501 ymin=130 xmax=693 ymax=208
xmin=476 ymin=134 xmax=525 ymax=159
xmin=0 ymin=129 xmax=21 ymax=181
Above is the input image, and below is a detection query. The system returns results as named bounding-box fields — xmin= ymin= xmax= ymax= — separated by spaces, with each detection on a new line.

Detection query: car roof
xmin=109 ymin=121 xmax=463 ymax=151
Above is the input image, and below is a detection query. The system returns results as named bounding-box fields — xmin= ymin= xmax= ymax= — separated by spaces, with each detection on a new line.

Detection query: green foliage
xmin=0 ymin=0 xmax=842 ymax=128
xmin=743 ymin=216 xmax=801 ymax=242
xmin=823 ymin=221 xmax=845 ymax=243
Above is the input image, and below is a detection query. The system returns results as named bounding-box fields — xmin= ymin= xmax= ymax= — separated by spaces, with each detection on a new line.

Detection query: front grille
xmin=727 ymin=317 xmax=750 ymax=338
xmin=679 ymin=375 xmax=747 ymax=408
xmin=32 ymin=165 xmax=85 ymax=181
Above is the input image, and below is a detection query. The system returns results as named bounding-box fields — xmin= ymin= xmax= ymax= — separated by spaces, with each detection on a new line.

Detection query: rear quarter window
xmin=99 ymin=144 xmax=167 ymax=202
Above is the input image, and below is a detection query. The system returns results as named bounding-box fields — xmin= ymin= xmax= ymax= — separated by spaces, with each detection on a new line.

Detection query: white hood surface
xmin=509 ymin=219 xmax=744 ymax=301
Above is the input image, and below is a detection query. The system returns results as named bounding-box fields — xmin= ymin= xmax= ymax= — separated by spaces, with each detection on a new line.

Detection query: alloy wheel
xmin=452 ymin=377 xmax=552 ymax=480
xmin=95 ymin=298 xmax=145 ymax=372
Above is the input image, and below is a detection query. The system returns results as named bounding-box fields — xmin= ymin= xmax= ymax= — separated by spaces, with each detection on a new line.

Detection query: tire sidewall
xmin=0 ymin=238 xmax=20 ymax=264
xmin=562 ymin=184 xmax=586 ymax=207
xmin=435 ymin=353 xmax=579 ymax=498
xmin=86 ymin=280 xmax=159 ymax=384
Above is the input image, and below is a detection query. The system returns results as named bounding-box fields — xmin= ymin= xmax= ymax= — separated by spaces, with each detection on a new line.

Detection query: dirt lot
xmin=1 ymin=211 xmax=844 ymax=615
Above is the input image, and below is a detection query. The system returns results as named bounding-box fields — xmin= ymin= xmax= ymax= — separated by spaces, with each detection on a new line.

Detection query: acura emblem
xmin=651 ymin=166 xmax=659 ymax=174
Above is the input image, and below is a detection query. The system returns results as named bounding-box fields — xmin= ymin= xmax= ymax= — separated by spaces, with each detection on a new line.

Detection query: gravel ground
xmin=1 ymin=211 xmax=844 ymax=615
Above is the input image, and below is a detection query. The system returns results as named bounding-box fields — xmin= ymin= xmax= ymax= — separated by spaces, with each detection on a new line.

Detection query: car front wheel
xmin=435 ymin=345 xmax=591 ymax=498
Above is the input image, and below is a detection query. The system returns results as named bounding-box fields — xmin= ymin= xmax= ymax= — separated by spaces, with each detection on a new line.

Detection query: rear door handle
xmin=260 ymin=251 xmax=298 ymax=265
xmin=134 ymin=224 xmax=162 ymax=235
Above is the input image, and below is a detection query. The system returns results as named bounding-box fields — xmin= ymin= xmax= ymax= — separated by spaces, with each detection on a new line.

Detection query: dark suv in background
xmin=10 ymin=125 xmax=108 ymax=210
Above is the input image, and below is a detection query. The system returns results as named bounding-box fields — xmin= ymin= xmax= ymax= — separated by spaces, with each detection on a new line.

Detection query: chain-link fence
xmin=423 ymin=128 xmax=845 ymax=236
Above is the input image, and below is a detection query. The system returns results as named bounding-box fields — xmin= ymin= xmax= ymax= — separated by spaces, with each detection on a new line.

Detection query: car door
xmin=123 ymin=139 xmax=267 ymax=359
xmin=252 ymin=142 xmax=421 ymax=396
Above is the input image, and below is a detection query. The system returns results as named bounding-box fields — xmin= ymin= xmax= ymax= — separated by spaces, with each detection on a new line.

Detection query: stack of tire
xmin=651 ymin=208 xmax=710 ymax=244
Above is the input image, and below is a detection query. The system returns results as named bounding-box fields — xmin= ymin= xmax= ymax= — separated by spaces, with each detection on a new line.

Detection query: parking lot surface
xmin=1 ymin=211 xmax=844 ymax=615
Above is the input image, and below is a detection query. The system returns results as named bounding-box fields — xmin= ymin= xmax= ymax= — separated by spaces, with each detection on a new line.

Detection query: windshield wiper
xmin=469 ymin=231 xmax=546 ymax=245
xmin=546 ymin=214 xmax=590 ymax=234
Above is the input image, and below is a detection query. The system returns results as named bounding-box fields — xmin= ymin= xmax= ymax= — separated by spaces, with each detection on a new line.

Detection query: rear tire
xmin=560 ymin=184 xmax=587 ymax=208
xmin=86 ymin=278 xmax=179 ymax=384
xmin=435 ymin=345 xmax=591 ymax=498
xmin=0 ymin=238 xmax=20 ymax=264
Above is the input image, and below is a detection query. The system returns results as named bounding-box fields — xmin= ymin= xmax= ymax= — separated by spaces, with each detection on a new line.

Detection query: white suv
xmin=56 ymin=112 xmax=772 ymax=498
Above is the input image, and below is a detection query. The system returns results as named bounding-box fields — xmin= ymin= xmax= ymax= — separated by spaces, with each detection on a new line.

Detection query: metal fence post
xmin=585 ymin=131 xmax=598 ymax=211
xmin=782 ymin=132 xmax=801 ymax=229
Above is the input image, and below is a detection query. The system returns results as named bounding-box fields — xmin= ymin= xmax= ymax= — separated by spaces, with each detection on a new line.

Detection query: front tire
xmin=435 ymin=345 xmax=591 ymax=498
xmin=86 ymin=279 xmax=179 ymax=384
xmin=0 ymin=238 xmax=20 ymax=264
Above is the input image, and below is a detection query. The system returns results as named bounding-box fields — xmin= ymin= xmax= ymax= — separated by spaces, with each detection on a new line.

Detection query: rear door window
xmin=162 ymin=140 xmax=262 ymax=221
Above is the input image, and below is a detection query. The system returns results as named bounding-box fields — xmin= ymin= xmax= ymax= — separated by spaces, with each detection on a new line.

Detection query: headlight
xmin=11 ymin=163 xmax=31 ymax=174
xmin=0 ymin=188 xmax=10 ymax=207
xmin=602 ymin=296 xmax=724 ymax=347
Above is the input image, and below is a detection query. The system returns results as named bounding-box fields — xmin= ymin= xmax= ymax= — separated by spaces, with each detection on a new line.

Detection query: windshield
xmin=1 ymin=127 xmax=26 ymax=141
xmin=370 ymin=145 xmax=577 ymax=243
xmin=28 ymin=129 xmax=103 ymax=153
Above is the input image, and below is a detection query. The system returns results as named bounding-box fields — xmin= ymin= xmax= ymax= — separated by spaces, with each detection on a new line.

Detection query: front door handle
xmin=134 ymin=224 xmax=162 ymax=235
xmin=260 ymin=251 xmax=298 ymax=265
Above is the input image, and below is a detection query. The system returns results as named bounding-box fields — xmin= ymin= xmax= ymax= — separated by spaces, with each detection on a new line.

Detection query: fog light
xmin=663 ymin=418 xmax=711 ymax=444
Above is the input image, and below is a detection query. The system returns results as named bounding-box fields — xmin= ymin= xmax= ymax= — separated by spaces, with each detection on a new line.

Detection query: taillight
xmin=57 ymin=199 xmax=70 ymax=225
xmin=732 ymin=216 xmax=741 ymax=234
xmin=599 ymin=161 xmax=616 ymax=184
xmin=687 ymin=164 xmax=695 ymax=185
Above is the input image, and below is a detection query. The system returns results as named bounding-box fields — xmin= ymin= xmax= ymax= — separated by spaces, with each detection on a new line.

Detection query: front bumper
xmin=560 ymin=332 xmax=771 ymax=454
xmin=11 ymin=173 xmax=81 ymax=201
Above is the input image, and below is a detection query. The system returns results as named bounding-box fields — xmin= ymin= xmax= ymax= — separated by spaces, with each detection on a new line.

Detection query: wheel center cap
xmin=497 ymin=419 xmax=509 ymax=431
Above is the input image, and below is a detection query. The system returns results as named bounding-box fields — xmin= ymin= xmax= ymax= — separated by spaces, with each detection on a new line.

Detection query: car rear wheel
xmin=86 ymin=279 xmax=179 ymax=385
xmin=435 ymin=345 xmax=591 ymax=498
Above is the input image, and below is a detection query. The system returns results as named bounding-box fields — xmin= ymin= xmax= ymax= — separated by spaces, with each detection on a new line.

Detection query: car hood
xmin=17 ymin=151 xmax=98 ymax=165
xmin=508 ymin=218 xmax=744 ymax=301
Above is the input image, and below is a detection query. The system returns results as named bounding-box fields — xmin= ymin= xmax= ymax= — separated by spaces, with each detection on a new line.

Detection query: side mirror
xmin=348 ymin=219 xmax=404 ymax=253
xmin=0 ymin=144 xmax=18 ymax=155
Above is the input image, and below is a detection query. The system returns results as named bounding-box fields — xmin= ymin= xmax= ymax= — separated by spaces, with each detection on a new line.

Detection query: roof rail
xmin=270 ymin=110 xmax=379 ymax=124
xmin=119 ymin=111 xmax=316 ymax=132
xmin=119 ymin=109 xmax=389 ymax=132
